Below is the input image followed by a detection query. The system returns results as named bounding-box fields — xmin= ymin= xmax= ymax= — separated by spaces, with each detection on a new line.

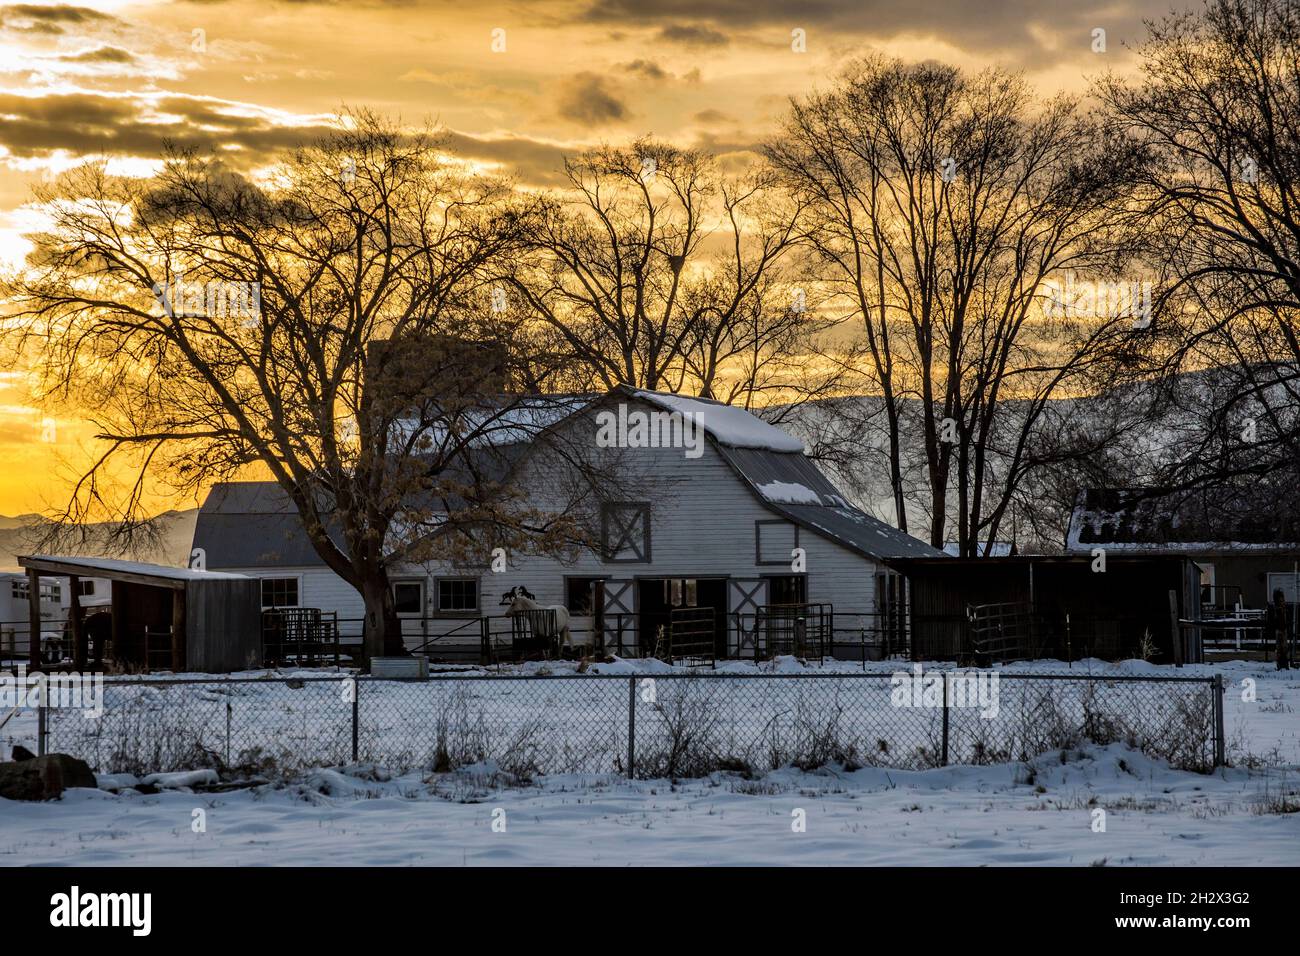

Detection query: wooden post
xmin=26 ymin=568 xmax=41 ymax=670
xmin=68 ymin=574 xmax=86 ymax=671
xmin=171 ymin=585 xmax=187 ymax=673
xmin=109 ymin=580 xmax=121 ymax=668
xmin=1169 ymin=589 xmax=1183 ymax=667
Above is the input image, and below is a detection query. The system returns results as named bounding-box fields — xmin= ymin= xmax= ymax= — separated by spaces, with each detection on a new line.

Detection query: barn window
xmin=565 ymin=577 xmax=604 ymax=615
xmin=663 ymin=578 xmax=698 ymax=607
xmin=756 ymin=520 xmax=799 ymax=565
xmin=392 ymin=580 xmax=426 ymax=616
xmin=436 ymin=578 xmax=478 ymax=613
xmin=765 ymin=574 xmax=807 ymax=606
xmin=260 ymin=577 xmax=299 ymax=609
xmin=601 ymin=502 xmax=652 ymax=563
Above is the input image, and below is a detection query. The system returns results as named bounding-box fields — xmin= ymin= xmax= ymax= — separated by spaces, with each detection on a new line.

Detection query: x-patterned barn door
xmin=602 ymin=578 xmax=636 ymax=655
xmin=729 ymin=578 xmax=766 ymax=656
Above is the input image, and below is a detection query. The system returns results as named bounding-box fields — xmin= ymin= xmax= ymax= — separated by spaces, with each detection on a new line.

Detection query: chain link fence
xmin=40 ymin=671 xmax=1225 ymax=779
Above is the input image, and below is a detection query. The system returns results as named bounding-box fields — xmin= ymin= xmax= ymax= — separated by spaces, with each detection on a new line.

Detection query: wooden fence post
xmin=171 ymin=586 xmax=187 ymax=673
xmin=69 ymin=574 xmax=86 ymax=671
xmin=26 ymin=568 xmax=41 ymax=670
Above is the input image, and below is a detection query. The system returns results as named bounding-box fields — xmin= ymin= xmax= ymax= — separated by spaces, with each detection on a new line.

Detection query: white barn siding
xmin=489 ymin=426 xmax=877 ymax=611
xmin=200 ymin=396 xmax=911 ymax=656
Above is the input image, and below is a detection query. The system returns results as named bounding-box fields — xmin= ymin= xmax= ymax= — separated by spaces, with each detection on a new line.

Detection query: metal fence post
xmin=1213 ymin=674 xmax=1225 ymax=768
xmin=940 ymin=670 xmax=949 ymax=767
xmin=37 ymin=701 xmax=46 ymax=756
xmin=626 ymin=676 xmax=636 ymax=780
xmin=351 ymin=678 xmax=360 ymax=764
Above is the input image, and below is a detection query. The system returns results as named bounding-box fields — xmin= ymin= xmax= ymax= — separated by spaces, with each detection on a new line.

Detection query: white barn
xmin=192 ymin=387 xmax=940 ymax=660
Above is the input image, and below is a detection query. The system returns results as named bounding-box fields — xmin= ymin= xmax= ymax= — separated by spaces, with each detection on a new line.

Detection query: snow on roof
xmin=397 ymin=394 xmax=594 ymax=450
xmin=756 ymin=480 xmax=824 ymax=505
xmin=1067 ymin=487 xmax=1300 ymax=552
xmin=631 ymin=390 xmax=805 ymax=453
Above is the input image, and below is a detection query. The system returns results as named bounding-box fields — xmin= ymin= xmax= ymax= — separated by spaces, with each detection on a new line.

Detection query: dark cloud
xmin=0 ymin=90 xmax=575 ymax=186
xmin=692 ymin=108 xmax=733 ymax=124
xmin=656 ymin=23 xmax=730 ymax=47
xmin=0 ymin=4 xmax=117 ymax=34
xmin=619 ymin=58 xmax=669 ymax=81
xmin=583 ymin=0 xmax=1171 ymax=66
xmin=0 ymin=92 xmax=335 ymax=163
xmin=582 ymin=0 xmax=836 ymax=28
xmin=58 ymin=46 xmax=136 ymax=64
xmin=555 ymin=72 xmax=629 ymax=125
xmin=616 ymin=59 xmax=700 ymax=83
xmin=441 ymin=130 xmax=571 ymax=186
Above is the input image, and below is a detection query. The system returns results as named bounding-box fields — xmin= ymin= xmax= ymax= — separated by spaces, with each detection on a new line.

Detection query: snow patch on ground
xmin=0 ymin=743 xmax=1295 ymax=866
xmin=140 ymin=770 xmax=220 ymax=790
xmin=2 ymin=657 xmax=1296 ymax=865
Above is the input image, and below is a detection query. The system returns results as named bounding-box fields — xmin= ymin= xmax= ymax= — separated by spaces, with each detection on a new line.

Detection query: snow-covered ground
xmin=1 ymin=657 xmax=1296 ymax=866
xmin=0 ymin=744 xmax=1296 ymax=866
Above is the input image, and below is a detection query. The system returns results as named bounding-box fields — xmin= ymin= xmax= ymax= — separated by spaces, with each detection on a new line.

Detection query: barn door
xmin=602 ymin=579 xmax=635 ymax=655
xmin=729 ymin=578 xmax=766 ymax=657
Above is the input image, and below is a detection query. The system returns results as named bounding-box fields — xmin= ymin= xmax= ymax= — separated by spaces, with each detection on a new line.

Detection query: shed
xmin=1067 ymin=487 xmax=1300 ymax=610
xmin=17 ymin=555 xmax=261 ymax=673
xmin=890 ymin=554 xmax=1202 ymax=664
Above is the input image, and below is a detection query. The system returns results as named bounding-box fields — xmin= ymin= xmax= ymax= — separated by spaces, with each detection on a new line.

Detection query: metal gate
xmin=966 ymin=601 xmax=1032 ymax=663
xmin=665 ymin=606 xmax=716 ymax=667
xmin=755 ymin=603 xmax=832 ymax=660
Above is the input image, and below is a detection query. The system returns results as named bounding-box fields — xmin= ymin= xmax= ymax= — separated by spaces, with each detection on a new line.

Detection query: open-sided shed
xmin=17 ymin=555 xmax=261 ymax=673
xmin=890 ymin=554 xmax=1203 ymax=664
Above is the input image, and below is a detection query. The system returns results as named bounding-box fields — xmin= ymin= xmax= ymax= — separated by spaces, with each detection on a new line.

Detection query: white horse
xmin=501 ymin=586 xmax=588 ymax=656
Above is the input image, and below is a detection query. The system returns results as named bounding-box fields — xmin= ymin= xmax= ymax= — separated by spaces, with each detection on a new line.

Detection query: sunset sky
xmin=0 ymin=0 xmax=1180 ymax=515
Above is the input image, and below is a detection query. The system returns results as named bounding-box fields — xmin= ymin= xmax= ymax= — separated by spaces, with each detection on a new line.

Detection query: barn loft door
xmin=602 ymin=579 xmax=636 ymax=655
xmin=730 ymin=578 xmax=766 ymax=657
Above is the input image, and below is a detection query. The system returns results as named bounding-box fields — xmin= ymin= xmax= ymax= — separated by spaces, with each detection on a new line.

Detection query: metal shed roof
xmin=18 ymin=555 xmax=253 ymax=589
xmin=711 ymin=444 xmax=943 ymax=560
xmin=1067 ymin=487 xmax=1300 ymax=553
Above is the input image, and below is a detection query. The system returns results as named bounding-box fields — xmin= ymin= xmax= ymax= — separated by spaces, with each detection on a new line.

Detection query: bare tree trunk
xmin=361 ymin=572 xmax=404 ymax=662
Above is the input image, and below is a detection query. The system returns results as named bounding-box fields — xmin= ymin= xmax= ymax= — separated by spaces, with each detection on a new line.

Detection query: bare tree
xmin=3 ymin=111 xmax=623 ymax=660
xmin=768 ymin=56 xmax=1148 ymax=552
xmin=1099 ymin=0 xmax=1300 ymax=495
xmin=504 ymin=138 xmax=850 ymax=412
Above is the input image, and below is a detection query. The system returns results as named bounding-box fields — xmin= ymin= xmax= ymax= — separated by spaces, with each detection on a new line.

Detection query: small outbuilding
xmin=17 ymin=555 xmax=261 ymax=673
xmin=891 ymin=553 xmax=1202 ymax=664
xmin=1068 ymin=487 xmax=1300 ymax=610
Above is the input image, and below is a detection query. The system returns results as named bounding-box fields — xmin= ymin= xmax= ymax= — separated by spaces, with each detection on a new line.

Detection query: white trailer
xmin=0 ymin=572 xmax=65 ymax=663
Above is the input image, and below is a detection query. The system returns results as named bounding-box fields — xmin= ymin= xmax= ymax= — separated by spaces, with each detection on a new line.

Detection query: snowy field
xmin=0 ymin=744 xmax=1296 ymax=866
xmin=1 ymin=657 xmax=1297 ymax=866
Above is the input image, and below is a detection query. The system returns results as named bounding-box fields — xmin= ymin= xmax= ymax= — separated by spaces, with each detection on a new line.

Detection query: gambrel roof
xmin=708 ymin=442 xmax=941 ymax=560
xmin=195 ymin=387 xmax=942 ymax=567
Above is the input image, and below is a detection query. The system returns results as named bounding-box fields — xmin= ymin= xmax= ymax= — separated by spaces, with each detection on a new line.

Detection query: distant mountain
xmin=0 ymin=509 xmax=198 ymax=573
